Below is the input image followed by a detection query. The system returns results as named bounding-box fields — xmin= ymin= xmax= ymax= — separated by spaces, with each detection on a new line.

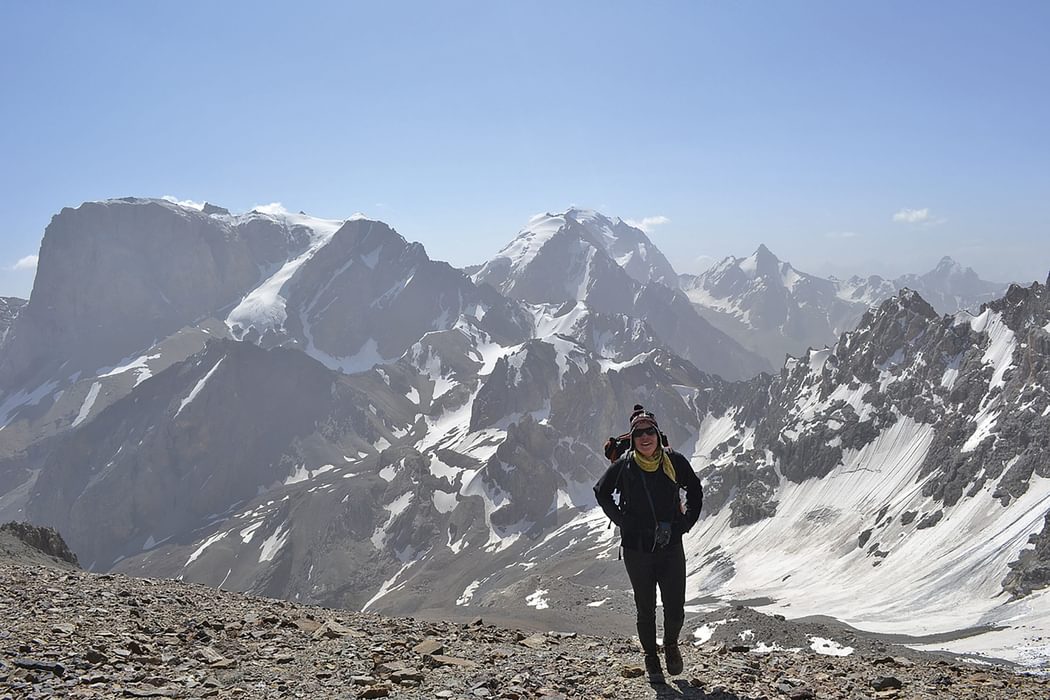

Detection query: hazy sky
xmin=2 ymin=1 xmax=1048 ymax=298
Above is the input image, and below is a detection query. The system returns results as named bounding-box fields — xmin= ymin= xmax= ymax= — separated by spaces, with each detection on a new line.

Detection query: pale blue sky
xmin=2 ymin=1 xmax=1048 ymax=298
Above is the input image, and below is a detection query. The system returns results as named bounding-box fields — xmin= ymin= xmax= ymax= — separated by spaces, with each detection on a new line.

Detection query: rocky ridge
xmin=2 ymin=559 xmax=1048 ymax=700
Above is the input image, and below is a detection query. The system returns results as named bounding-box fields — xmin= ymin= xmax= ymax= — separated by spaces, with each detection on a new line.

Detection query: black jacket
xmin=594 ymin=450 xmax=703 ymax=552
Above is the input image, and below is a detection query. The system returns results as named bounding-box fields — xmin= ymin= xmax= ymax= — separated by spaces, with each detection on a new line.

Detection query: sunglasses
xmin=632 ymin=427 xmax=658 ymax=438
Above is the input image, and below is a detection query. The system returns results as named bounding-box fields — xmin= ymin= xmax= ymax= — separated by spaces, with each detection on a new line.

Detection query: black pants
xmin=623 ymin=541 xmax=686 ymax=655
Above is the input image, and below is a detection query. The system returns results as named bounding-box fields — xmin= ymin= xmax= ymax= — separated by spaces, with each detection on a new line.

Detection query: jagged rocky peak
xmin=980 ymin=278 xmax=1050 ymax=331
xmin=747 ymin=243 xmax=782 ymax=278
xmin=200 ymin=201 xmax=230 ymax=215
xmin=879 ymin=287 xmax=939 ymax=319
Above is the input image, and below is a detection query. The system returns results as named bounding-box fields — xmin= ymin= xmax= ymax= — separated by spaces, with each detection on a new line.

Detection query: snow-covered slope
xmin=682 ymin=283 xmax=1050 ymax=666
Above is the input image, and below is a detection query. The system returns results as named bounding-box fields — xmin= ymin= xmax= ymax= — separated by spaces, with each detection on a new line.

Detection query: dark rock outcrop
xmin=0 ymin=521 xmax=78 ymax=566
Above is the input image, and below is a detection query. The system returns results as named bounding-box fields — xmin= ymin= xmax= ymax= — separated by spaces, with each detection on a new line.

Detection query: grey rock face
xmin=0 ymin=199 xmax=307 ymax=388
xmin=26 ymin=339 xmax=359 ymax=569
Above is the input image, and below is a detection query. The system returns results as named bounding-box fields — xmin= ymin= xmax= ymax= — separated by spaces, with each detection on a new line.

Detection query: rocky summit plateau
xmin=2 ymin=531 xmax=1049 ymax=700
xmin=1 ymin=197 xmax=1048 ymax=692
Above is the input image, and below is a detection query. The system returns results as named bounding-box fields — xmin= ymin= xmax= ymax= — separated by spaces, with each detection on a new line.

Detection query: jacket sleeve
xmin=674 ymin=453 xmax=703 ymax=532
xmin=593 ymin=459 xmax=626 ymax=527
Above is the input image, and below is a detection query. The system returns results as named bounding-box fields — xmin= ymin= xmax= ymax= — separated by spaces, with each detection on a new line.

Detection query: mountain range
xmin=0 ymin=197 xmax=1046 ymax=670
xmin=680 ymin=245 xmax=1012 ymax=367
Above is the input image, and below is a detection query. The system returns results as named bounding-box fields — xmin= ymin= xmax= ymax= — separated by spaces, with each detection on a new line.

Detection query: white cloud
xmin=12 ymin=255 xmax=38 ymax=271
xmin=625 ymin=215 xmax=670 ymax=234
xmin=892 ymin=208 xmax=945 ymax=226
xmin=893 ymin=208 xmax=929 ymax=223
xmin=252 ymin=202 xmax=288 ymax=216
xmin=161 ymin=195 xmax=205 ymax=211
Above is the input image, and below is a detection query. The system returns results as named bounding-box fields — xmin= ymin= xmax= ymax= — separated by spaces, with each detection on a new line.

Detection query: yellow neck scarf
xmin=633 ymin=448 xmax=676 ymax=483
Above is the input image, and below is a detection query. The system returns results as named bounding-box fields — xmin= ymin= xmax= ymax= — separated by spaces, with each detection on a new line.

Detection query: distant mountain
xmin=475 ymin=208 xmax=679 ymax=292
xmin=681 ymin=248 xmax=1012 ymax=367
xmin=890 ymin=255 xmax=1012 ymax=312
xmin=474 ymin=209 xmax=771 ymax=380
xmin=680 ymin=245 xmax=861 ymax=367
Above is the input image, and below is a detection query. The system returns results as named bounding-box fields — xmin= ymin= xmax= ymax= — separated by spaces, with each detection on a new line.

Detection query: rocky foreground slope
xmin=2 ymin=558 xmax=1048 ymax=699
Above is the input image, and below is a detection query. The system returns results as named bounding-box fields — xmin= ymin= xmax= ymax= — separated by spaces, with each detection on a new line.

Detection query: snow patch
xmin=526 ymin=588 xmax=550 ymax=610
xmin=810 ymin=636 xmax=854 ymax=656
xmin=71 ymin=382 xmax=102 ymax=428
xmin=175 ymin=358 xmax=224 ymax=418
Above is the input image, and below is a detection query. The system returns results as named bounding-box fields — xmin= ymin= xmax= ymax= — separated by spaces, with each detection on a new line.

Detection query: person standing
xmin=594 ymin=404 xmax=703 ymax=683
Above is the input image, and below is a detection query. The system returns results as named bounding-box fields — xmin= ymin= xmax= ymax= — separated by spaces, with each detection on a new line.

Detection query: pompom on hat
xmin=629 ymin=404 xmax=659 ymax=431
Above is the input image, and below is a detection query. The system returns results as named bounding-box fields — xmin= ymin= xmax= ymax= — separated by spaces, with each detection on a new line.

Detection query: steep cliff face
xmin=0 ymin=199 xmax=307 ymax=387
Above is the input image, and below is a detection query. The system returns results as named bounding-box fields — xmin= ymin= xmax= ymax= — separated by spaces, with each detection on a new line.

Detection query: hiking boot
xmin=644 ymin=653 xmax=664 ymax=684
xmin=664 ymin=644 xmax=683 ymax=675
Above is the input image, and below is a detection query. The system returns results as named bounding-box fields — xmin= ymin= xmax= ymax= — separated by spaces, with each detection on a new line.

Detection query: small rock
xmin=429 ymin=654 xmax=478 ymax=668
xmin=413 ymin=638 xmax=445 ymax=656
xmin=378 ymin=660 xmax=408 ymax=674
xmin=13 ymin=659 xmax=64 ymax=677
xmin=871 ymin=675 xmax=904 ymax=690
xmin=358 ymin=687 xmax=390 ymax=699
xmin=313 ymin=620 xmax=360 ymax=639
xmin=519 ymin=634 xmax=546 ymax=650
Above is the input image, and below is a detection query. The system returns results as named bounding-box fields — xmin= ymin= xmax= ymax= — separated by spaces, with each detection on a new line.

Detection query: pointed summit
xmin=933 ymin=255 xmax=962 ymax=274
xmin=745 ymin=244 xmax=782 ymax=279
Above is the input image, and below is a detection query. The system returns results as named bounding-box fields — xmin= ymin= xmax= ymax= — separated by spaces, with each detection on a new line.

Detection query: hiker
xmin=594 ymin=404 xmax=703 ymax=683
